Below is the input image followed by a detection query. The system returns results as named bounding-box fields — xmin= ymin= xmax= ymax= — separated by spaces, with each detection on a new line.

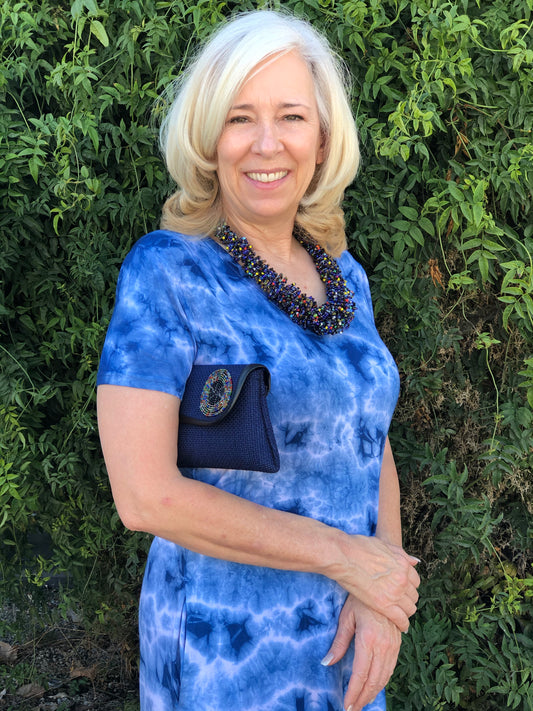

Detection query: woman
xmin=97 ymin=10 xmax=420 ymax=711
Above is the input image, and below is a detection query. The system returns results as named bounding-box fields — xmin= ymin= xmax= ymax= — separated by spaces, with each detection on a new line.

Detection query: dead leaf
xmin=0 ymin=641 xmax=17 ymax=664
xmin=70 ymin=664 xmax=97 ymax=681
xmin=16 ymin=682 xmax=45 ymax=698
xmin=428 ymin=258 xmax=444 ymax=288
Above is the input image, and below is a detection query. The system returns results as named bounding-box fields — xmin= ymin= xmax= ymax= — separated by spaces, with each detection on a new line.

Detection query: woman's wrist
xmin=316 ymin=527 xmax=362 ymax=584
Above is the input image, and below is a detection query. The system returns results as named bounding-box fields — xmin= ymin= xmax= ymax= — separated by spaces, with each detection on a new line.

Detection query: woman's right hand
xmin=328 ymin=534 xmax=420 ymax=632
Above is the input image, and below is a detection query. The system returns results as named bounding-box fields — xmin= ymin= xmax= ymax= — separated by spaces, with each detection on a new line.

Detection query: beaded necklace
xmin=215 ymin=223 xmax=356 ymax=336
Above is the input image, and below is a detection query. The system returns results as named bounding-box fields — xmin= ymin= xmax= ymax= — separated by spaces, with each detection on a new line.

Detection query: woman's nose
xmin=252 ymin=121 xmax=282 ymax=156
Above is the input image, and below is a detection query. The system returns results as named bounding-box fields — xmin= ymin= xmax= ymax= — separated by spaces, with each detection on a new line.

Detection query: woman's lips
xmin=246 ymin=170 xmax=288 ymax=183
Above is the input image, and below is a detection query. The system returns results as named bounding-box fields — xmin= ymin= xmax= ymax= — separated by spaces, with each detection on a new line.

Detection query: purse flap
xmin=179 ymin=364 xmax=271 ymax=426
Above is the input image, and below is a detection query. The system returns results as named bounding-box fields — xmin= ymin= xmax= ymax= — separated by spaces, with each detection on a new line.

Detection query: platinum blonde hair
xmin=159 ymin=10 xmax=359 ymax=256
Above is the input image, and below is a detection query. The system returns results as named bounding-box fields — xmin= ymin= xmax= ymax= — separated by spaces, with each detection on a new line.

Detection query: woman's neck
xmin=224 ymin=216 xmax=296 ymax=265
xmin=220 ymin=219 xmax=327 ymax=305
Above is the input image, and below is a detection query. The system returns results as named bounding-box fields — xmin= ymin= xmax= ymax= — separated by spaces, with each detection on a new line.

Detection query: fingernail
xmin=345 ymin=705 xmax=353 ymax=711
xmin=320 ymin=652 xmax=334 ymax=666
xmin=410 ymin=556 xmax=421 ymax=563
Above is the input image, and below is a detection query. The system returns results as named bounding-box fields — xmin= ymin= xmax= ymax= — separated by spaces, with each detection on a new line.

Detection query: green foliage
xmin=1 ymin=0 xmax=531 ymax=708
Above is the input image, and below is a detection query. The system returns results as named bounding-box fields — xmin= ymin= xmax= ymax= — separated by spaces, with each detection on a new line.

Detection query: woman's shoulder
xmin=336 ymin=249 xmax=376 ymax=315
xmin=337 ymin=249 xmax=369 ymax=284
xmin=121 ymin=229 xmax=215 ymax=273
xmin=113 ymin=230 xmax=217 ymax=298
xmin=129 ymin=229 xmax=211 ymax=257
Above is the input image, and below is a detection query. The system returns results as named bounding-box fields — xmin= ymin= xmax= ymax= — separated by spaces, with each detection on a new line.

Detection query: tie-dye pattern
xmin=97 ymin=230 xmax=400 ymax=711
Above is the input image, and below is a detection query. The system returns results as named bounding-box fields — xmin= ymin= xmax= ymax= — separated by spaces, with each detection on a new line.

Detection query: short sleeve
xmin=337 ymin=251 xmax=376 ymax=324
xmin=96 ymin=233 xmax=197 ymax=398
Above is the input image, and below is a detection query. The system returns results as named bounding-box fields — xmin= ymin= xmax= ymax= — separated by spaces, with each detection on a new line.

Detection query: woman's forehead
xmin=233 ymin=51 xmax=317 ymax=103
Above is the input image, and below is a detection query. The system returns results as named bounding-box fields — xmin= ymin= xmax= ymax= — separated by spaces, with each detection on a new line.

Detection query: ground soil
xmin=0 ymin=590 xmax=139 ymax=711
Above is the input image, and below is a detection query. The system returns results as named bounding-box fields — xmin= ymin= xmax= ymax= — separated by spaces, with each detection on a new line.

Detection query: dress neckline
xmin=214 ymin=223 xmax=356 ymax=335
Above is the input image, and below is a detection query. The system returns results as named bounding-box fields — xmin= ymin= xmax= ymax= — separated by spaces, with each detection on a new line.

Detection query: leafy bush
xmin=1 ymin=0 xmax=531 ymax=708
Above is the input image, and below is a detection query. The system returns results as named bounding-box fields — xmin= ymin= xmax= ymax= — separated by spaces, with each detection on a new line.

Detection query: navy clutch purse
xmin=177 ymin=364 xmax=280 ymax=473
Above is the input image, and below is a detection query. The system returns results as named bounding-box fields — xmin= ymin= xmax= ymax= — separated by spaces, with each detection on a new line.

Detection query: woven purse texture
xmin=177 ymin=364 xmax=280 ymax=472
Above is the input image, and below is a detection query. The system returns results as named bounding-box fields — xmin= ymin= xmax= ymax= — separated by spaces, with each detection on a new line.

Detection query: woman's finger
xmin=321 ymin=597 xmax=356 ymax=666
xmin=344 ymin=638 xmax=373 ymax=710
xmin=348 ymin=637 xmax=400 ymax=711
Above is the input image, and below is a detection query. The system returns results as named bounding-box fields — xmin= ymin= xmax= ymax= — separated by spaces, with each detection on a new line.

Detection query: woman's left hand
xmin=321 ymin=594 xmax=402 ymax=711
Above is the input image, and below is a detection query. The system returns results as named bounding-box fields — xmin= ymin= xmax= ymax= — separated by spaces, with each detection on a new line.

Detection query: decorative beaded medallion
xmin=215 ymin=223 xmax=356 ymax=335
xmin=200 ymin=368 xmax=233 ymax=417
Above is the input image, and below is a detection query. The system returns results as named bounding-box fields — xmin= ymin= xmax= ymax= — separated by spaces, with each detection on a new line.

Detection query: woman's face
xmin=216 ymin=51 xmax=324 ymax=235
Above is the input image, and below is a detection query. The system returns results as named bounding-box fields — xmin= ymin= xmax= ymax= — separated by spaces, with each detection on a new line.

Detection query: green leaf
xmin=461 ymin=238 xmax=482 ymax=251
xmin=391 ymin=220 xmax=411 ymax=232
xmin=398 ymin=145 xmax=409 ymax=162
xmin=473 ymin=181 xmax=486 ymax=203
xmin=459 ymin=202 xmax=473 ymax=222
xmin=412 ymin=226 xmax=425 ymax=246
xmin=28 ymin=157 xmax=41 ymax=183
xmin=399 ymin=206 xmax=419 ymax=220
xmin=479 ymin=253 xmax=489 ymax=282
xmin=472 ymin=202 xmax=483 ymax=227
xmin=82 ymin=0 xmax=99 ymax=16
xmin=90 ymin=20 xmax=109 ymax=47
xmin=448 ymin=182 xmax=464 ymax=201
xmin=419 ymin=217 xmax=435 ymax=236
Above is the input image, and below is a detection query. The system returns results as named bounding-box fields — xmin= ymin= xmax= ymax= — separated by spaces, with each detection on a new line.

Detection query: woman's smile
xmin=246 ymin=170 xmax=289 ymax=183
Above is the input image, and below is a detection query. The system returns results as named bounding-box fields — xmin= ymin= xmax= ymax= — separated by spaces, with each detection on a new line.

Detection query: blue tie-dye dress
xmin=97 ymin=230 xmax=400 ymax=711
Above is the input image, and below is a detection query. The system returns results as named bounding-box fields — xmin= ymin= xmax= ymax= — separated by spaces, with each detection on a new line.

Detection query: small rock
xmin=16 ymin=682 xmax=46 ymax=698
xmin=67 ymin=608 xmax=82 ymax=623
xmin=0 ymin=640 xmax=17 ymax=663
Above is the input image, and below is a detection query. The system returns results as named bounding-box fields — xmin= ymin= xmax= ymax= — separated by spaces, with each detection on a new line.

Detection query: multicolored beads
xmin=215 ymin=224 xmax=356 ymax=335
xmin=200 ymin=368 xmax=233 ymax=416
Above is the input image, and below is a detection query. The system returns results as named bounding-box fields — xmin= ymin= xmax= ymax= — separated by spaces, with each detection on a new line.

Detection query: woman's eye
xmin=228 ymin=115 xmax=249 ymax=124
xmin=284 ymin=114 xmax=304 ymax=121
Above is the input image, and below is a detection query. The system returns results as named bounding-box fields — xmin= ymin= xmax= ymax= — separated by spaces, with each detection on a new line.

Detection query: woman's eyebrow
xmin=229 ymin=101 xmax=311 ymax=110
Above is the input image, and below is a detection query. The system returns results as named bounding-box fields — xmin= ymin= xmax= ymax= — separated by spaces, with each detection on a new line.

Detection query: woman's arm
xmin=375 ymin=436 xmax=402 ymax=546
xmin=97 ymin=386 xmax=419 ymax=630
